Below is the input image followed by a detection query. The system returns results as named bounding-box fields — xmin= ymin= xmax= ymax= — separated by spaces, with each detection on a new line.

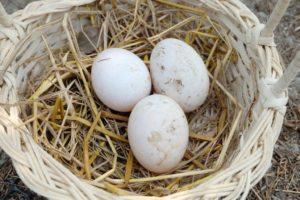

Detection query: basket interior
xmin=5 ymin=0 xmax=261 ymax=196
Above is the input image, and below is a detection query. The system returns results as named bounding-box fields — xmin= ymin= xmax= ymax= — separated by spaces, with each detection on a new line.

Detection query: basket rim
xmin=0 ymin=0 xmax=288 ymax=199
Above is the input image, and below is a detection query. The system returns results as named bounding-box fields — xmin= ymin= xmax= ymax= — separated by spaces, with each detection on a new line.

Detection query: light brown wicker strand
xmin=261 ymin=0 xmax=291 ymax=37
xmin=0 ymin=2 xmax=12 ymax=86
xmin=0 ymin=0 xmax=95 ymax=86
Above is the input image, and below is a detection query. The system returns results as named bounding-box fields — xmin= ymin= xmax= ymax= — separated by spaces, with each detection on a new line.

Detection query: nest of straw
xmin=19 ymin=0 xmax=241 ymax=196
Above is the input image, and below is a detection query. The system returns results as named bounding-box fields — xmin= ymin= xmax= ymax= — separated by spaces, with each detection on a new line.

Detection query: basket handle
xmin=271 ymin=52 xmax=300 ymax=97
xmin=260 ymin=0 xmax=299 ymax=97
xmin=0 ymin=2 xmax=12 ymax=27
xmin=261 ymin=0 xmax=290 ymax=37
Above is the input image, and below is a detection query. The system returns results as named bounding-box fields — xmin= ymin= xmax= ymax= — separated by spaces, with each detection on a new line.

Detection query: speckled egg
xmin=150 ymin=38 xmax=209 ymax=112
xmin=128 ymin=94 xmax=189 ymax=173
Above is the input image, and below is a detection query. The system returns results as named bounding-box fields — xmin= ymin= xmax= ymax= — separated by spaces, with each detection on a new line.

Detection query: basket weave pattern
xmin=0 ymin=0 xmax=289 ymax=199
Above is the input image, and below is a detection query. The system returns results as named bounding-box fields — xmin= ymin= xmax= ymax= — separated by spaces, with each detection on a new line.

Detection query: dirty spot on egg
xmin=148 ymin=131 xmax=162 ymax=144
xmin=147 ymin=132 xmax=169 ymax=166
xmin=157 ymin=153 xmax=168 ymax=166
xmin=164 ymin=79 xmax=172 ymax=85
xmin=167 ymin=123 xmax=176 ymax=134
xmin=160 ymin=89 xmax=166 ymax=94
xmin=175 ymin=79 xmax=183 ymax=87
xmin=160 ymin=65 xmax=165 ymax=71
xmin=174 ymin=79 xmax=184 ymax=93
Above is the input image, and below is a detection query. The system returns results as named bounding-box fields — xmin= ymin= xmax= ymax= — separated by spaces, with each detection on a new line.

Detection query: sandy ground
xmin=0 ymin=0 xmax=299 ymax=199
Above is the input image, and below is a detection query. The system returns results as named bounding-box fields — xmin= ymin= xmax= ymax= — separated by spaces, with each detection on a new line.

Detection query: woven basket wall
xmin=0 ymin=0 xmax=289 ymax=199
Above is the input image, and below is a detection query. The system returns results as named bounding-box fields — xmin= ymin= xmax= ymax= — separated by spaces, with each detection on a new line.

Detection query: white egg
xmin=128 ymin=94 xmax=189 ymax=173
xmin=91 ymin=48 xmax=151 ymax=112
xmin=150 ymin=38 xmax=210 ymax=112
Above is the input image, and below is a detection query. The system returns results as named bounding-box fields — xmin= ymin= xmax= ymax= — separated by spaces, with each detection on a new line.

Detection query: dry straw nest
xmin=0 ymin=0 xmax=299 ymax=199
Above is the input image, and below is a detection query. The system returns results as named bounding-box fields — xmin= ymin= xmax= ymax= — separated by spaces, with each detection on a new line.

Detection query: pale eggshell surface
xmin=91 ymin=48 xmax=151 ymax=112
xmin=150 ymin=38 xmax=210 ymax=112
xmin=128 ymin=94 xmax=189 ymax=173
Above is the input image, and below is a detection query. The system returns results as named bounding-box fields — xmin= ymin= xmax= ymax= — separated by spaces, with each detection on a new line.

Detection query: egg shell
xmin=150 ymin=38 xmax=210 ymax=112
xmin=91 ymin=48 xmax=151 ymax=112
xmin=128 ymin=94 xmax=189 ymax=173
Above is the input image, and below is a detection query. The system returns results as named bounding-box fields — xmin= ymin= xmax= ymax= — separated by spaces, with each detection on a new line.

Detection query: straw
xmin=12 ymin=0 xmax=254 ymax=196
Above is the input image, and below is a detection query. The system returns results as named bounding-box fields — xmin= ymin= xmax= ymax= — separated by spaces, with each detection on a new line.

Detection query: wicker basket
xmin=0 ymin=0 xmax=299 ymax=199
